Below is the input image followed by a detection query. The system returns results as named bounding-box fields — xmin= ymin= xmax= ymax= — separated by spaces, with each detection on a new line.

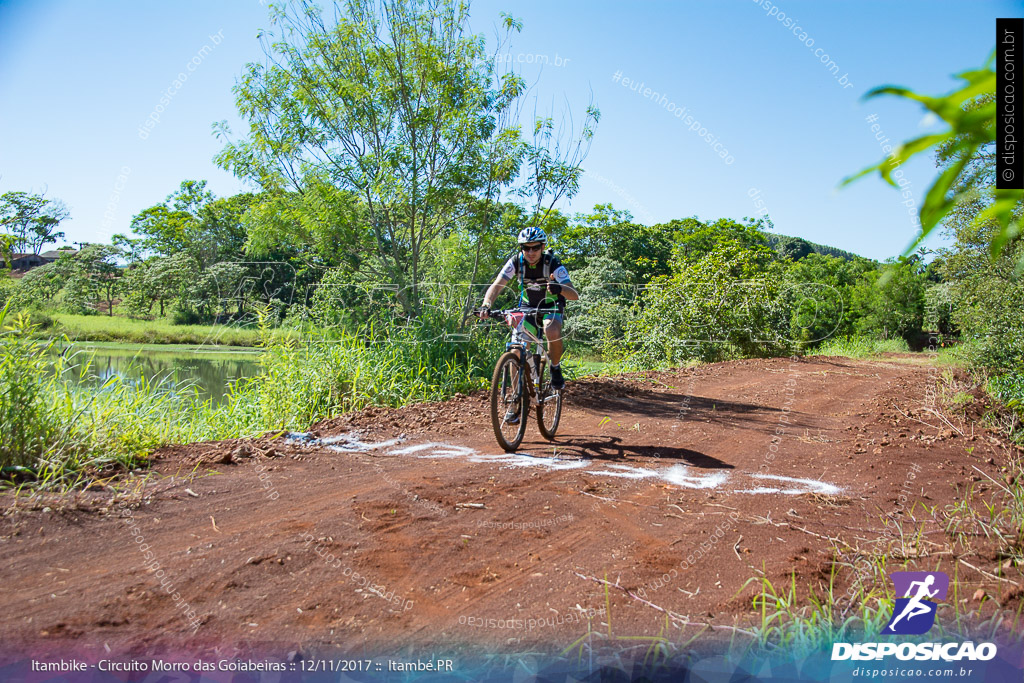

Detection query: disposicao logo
xmin=885 ymin=571 xmax=948 ymax=635
xmin=831 ymin=571 xmax=997 ymax=662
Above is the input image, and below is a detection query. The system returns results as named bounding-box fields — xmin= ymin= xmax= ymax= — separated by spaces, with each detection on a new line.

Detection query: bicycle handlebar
xmin=474 ymin=303 xmax=563 ymax=320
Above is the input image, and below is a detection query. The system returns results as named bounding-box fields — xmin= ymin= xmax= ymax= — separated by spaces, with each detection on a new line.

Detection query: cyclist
xmin=478 ymin=227 xmax=578 ymax=394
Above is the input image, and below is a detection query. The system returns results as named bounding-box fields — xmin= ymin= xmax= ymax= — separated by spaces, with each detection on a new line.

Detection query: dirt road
xmin=2 ymin=354 xmax=1020 ymax=659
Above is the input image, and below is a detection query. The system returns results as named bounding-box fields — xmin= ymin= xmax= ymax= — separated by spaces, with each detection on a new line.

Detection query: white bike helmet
xmin=517 ymin=226 xmax=547 ymax=244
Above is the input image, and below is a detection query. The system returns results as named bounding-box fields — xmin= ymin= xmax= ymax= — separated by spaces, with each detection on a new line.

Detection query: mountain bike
xmin=476 ymin=304 xmax=563 ymax=452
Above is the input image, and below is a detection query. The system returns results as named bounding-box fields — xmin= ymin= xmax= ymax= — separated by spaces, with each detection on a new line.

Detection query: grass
xmin=565 ymin=356 xmax=611 ymax=379
xmin=25 ymin=311 xmax=300 ymax=347
xmin=812 ymin=335 xmax=911 ymax=359
xmin=988 ymin=371 xmax=1024 ymax=441
xmin=1 ymin=303 xmax=188 ymax=486
xmin=55 ymin=341 xmax=262 ymax=355
xmin=553 ymin=370 xmax=1024 ymax=668
xmin=559 ymin=509 xmax=1023 ymax=672
xmin=0 ymin=303 xmax=504 ymax=490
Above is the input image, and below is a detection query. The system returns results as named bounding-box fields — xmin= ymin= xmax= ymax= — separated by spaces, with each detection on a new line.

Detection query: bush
xmin=924 ymin=282 xmax=956 ymax=335
xmin=814 ymin=335 xmax=911 ymax=358
xmin=0 ymin=301 xmax=188 ymax=484
xmin=989 ymin=371 xmax=1024 ymax=415
xmin=2 ymin=299 xmax=508 ymax=489
xmin=0 ymin=303 xmax=64 ymax=471
xmin=172 ymin=308 xmax=208 ymax=326
xmin=567 ymin=256 xmax=634 ymax=352
xmin=849 ymin=258 xmax=927 ymax=342
xmin=0 ymin=275 xmax=15 ymax=307
xmin=609 ymin=243 xmax=793 ymax=369
xmin=26 ymin=310 xmax=54 ymax=330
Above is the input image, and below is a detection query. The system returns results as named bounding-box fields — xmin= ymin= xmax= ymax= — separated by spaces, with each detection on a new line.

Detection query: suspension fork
xmin=521 ymin=345 xmax=536 ymax=401
xmin=506 ymin=342 xmax=532 ymax=402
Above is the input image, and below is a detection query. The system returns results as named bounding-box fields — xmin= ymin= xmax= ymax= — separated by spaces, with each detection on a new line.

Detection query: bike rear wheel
xmin=536 ymin=362 xmax=562 ymax=440
xmin=491 ymin=351 xmax=528 ymax=452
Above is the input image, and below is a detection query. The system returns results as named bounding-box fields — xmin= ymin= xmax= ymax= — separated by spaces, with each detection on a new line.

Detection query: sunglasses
xmin=522 ymin=244 xmax=544 ymax=253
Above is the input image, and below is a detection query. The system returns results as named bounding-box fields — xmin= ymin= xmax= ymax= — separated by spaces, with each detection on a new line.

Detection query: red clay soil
xmin=1 ymin=354 xmax=1022 ymax=660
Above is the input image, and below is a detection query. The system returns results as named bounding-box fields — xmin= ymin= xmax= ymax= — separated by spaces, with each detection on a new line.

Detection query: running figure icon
xmin=887 ymin=574 xmax=940 ymax=632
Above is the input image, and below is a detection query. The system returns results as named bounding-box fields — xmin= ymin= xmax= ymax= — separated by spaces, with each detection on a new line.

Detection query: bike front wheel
xmin=536 ymin=363 xmax=562 ymax=440
xmin=491 ymin=351 xmax=528 ymax=452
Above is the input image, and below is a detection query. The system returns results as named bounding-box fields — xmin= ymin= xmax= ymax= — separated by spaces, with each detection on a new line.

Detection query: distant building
xmin=9 ymin=253 xmax=46 ymax=270
xmin=8 ymin=249 xmax=78 ymax=272
xmin=40 ymin=249 xmax=77 ymax=260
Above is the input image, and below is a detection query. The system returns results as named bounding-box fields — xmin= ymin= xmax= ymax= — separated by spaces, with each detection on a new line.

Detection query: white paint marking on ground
xmin=660 ymin=465 xmax=731 ymax=490
xmin=593 ymin=464 xmax=659 ymax=480
xmin=737 ymin=473 xmax=843 ymax=496
xmin=389 ymin=443 xmax=438 ymax=455
xmin=480 ymin=453 xmax=593 ymax=470
xmin=290 ymin=432 xmax=842 ymax=496
xmin=290 ymin=432 xmax=401 ymax=454
xmin=319 ymin=434 xmax=354 ymax=445
xmin=285 ymin=432 xmax=404 ymax=453
xmin=421 ymin=445 xmax=477 ymax=459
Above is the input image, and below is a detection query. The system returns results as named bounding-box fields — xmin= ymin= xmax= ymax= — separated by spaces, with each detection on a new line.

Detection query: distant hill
xmin=763 ymin=233 xmax=869 ymax=262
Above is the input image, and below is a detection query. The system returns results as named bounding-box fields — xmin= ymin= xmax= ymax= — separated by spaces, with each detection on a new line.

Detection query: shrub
xmin=814 ymin=335 xmax=911 ymax=358
xmin=609 ymin=243 xmax=793 ymax=369
xmin=0 ymin=303 xmax=64 ymax=471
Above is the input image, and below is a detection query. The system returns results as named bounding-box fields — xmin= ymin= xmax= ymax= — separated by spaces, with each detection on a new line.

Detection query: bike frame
xmin=497 ymin=306 xmax=559 ymax=407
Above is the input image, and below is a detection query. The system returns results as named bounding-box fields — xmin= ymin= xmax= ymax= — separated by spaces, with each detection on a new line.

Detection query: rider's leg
xmin=544 ymin=317 xmax=565 ymax=390
xmin=544 ymin=318 xmax=564 ymax=365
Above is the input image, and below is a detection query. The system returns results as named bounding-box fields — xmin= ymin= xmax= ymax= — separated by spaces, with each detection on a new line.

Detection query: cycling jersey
xmin=498 ymin=252 xmax=573 ymax=309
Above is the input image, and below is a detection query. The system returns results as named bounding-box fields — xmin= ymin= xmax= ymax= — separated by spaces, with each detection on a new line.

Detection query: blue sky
xmin=0 ymin=0 xmax=1015 ymax=260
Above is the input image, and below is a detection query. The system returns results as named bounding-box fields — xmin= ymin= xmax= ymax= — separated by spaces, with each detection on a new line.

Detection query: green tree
xmin=215 ymin=0 xmax=593 ymax=316
xmin=0 ymin=234 xmax=15 ymax=269
xmin=931 ymin=90 xmax=1023 ymax=368
xmin=0 ymin=191 xmax=69 ymax=255
xmin=940 ymin=204 xmax=1024 ymax=367
xmin=785 ymin=253 xmax=876 ymax=343
xmin=849 ymin=256 xmax=927 ymax=341
xmin=665 ymin=217 xmax=769 ymax=266
xmin=518 ymin=104 xmax=600 ymax=224
xmin=844 ymin=51 xmax=1022 ymax=265
xmin=111 ymin=234 xmax=147 ymax=265
xmin=567 ymin=256 xmax=634 ymax=350
xmin=923 ymin=282 xmax=956 ymax=336
xmin=15 ymin=262 xmax=65 ymax=306
xmin=775 ymin=236 xmax=814 ymax=262
xmin=242 ymin=183 xmax=368 ymax=271
xmin=128 ymin=180 xmax=236 ymax=267
xmin=612 ymin=241 xmax=790 ymax=367
xmin=557 ymin=204 xmax=672 ymax=285
xmin=120 ymin=256 xmax=185 ymax=318
xmin=74 ymin=244 xmax=124 ymax=316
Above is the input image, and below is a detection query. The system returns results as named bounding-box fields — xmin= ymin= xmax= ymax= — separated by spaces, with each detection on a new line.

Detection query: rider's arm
xmin=482 ymin=275 xmax=509 ymax=308
xmin=483 ymin=258 xmax=518 ymax=307
xmin=553 ymin=280 xmax=579 ymax=301
xmin=550 ymin=262 xmax=579 ymax=301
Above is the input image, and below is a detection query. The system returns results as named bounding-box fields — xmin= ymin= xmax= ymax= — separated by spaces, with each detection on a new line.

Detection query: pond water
xmin=50 ymin=343 xmax=264 ymax=405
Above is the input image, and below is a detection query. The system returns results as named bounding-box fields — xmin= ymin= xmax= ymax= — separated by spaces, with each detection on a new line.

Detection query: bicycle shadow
xmin=521 ymin=434 xmax=732 ymax=469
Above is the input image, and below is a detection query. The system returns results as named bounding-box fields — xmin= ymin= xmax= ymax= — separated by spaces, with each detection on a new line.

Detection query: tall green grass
xmin=1 ymin=302 xmax=186 ymax=485
xmin=26 ymin=311 xmax=292 ymax=347
xmin=1 ymin=302 xmax=504 ymax=489
xmin=189 ymin=310 xmax=502 ymax=440
xmin=813 ymin=335 xmax=911 ymax=359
